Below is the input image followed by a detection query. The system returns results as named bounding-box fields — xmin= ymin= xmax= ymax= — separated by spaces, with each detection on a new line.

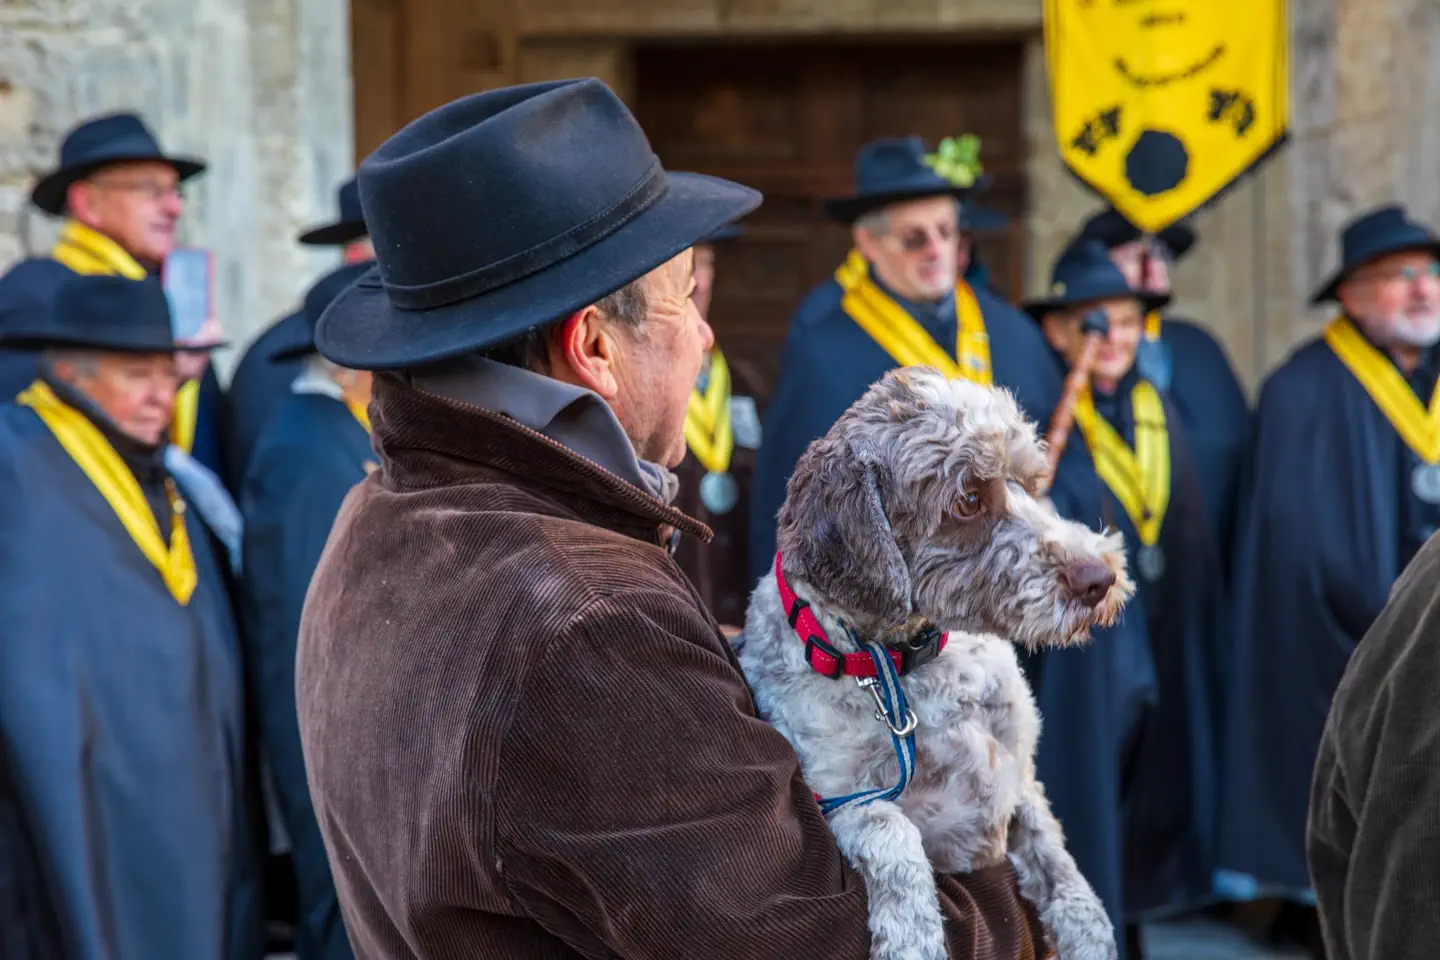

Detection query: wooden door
xmin=634 ymin=41 xmax=1027 ymax=403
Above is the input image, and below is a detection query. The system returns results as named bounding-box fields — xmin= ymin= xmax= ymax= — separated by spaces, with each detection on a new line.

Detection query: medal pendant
xmin=1137 ymin=544 xmax=1166 ymax=583
xmin=1412 ymin=463 xmax=1440 ymax=504
xmin=699 ymin=470 xmax=739 ymax=515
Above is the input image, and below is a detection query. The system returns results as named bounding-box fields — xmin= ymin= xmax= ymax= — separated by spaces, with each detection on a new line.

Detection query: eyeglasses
xmin=897 ymin=222 xmax=958 ymax=253
xmin=1362 ymin=261 xmax=1440 ymax=284
xmin=87 ymin=178 xmax=186 ymax=201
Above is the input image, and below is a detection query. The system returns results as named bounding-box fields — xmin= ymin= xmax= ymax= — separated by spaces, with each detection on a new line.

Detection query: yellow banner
xmin=1044 ymin=0 xmax=1289 ymax=233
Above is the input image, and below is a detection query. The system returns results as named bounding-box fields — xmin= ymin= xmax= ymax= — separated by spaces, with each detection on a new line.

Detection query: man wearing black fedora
xmin=1076 ymin=208 xmax=1251 ymax=576
xmin=239 ymin=260 xmax=373 ymax=960
xmin=224 ymin=177 xmax=374 ymax=491
xmin=749 ymin=136 xmax=1061 ymax=582
xmin=293 ymin=79 xmax=1045 ymax=959
xmin=1217 ymin=204 xmax=1440 ymax=952
xmin=1023 ymin=240 xmax=1226 ymax=960
xmin=0 ymin=111 xmax=230 ymax=479
xmin=0 ymin=273 xmax=263 ymax=959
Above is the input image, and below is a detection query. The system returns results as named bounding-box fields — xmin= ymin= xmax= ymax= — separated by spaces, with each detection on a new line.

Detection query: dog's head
xmin=776 ymin=367 xmax=1133 ymax=649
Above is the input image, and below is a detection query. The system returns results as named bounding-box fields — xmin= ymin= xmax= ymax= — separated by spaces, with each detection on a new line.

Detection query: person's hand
xmin=175 ymin=316 xmax=223 ymax=382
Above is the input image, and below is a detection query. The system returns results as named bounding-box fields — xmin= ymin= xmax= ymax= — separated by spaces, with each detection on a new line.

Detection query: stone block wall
xmin=0 ymin=0 xmax=355 ymax=377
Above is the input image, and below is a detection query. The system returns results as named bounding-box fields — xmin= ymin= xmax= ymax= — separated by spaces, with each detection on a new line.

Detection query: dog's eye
xmin=953 ymin=489 xmax=983 ymax=519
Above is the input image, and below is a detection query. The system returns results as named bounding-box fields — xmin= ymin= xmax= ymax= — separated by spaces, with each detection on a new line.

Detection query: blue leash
xmin=816 ymin=636 xmax=920 ymax=817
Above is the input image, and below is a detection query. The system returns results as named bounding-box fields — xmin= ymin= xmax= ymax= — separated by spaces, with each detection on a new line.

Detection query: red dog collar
xmin=773 ymin=552 xmax=947 ymax=680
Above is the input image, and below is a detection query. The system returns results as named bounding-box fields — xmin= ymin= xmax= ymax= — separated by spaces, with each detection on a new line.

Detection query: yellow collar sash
xmin=834 ymin=249 xmax=992 ymax=385
xmin=19 ymin=380 xmax=196 ymax=604
xmin=1072 ymin=380 xmax=1171 ymax=546
xmin=346 ymin=397 xmax=372 ymax=434
xmin=1145 ymin=310 xmax=1163 ymax=341
xmin=1325 ymin=315 xmax=1440 ymax=463
xmin=50 ymin=220 xmax=203 ymax=455
xmin=684 ymin=348 xmax=733 ymax=474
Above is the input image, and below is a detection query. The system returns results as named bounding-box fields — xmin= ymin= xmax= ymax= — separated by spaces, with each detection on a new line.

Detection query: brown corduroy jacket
xmin=296 ymin=374 xmax=1043 ymax=960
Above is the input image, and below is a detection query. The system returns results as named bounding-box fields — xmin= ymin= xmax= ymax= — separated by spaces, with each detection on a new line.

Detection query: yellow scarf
xmin=834 ymin=249 xmax=992 ymax=385
xmin=1324 ymin=315 xmax=1440 ymax=462
xmin=19 ymin=380 xmax=197 ymax=604
xmin=684 ymin=348 xmax=733 ymax=474
xmin=50 ymin=220 xmax=202 ymax=454
xmin=1144 ymin=310 xmax=1163 ymax=341
xmin=1072 ymin=380 xmax=1171 ymax=546
xmin=346 ymin=397 xmax=372 ymax=434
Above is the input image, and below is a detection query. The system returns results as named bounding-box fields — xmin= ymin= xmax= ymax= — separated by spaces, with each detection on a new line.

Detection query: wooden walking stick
xmin=1040 ymin=308 xmax=1109 ymax=494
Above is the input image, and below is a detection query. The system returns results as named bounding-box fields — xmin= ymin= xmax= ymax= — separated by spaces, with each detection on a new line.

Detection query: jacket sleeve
xmin=1307 ymin=539 xmax=1440 ymax=960
xmin=493 ymin=589 xmax=1024 ymax=960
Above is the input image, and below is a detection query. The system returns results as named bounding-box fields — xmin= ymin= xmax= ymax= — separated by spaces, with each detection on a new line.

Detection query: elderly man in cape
xmin=1076 ymin=209 xmax=1250 ymax=576
xmin=749 ymin=136 xmax=1060 ymax=581
xmin=295 ymin=79 xmax=1045 ymax=959
xmin=0 ymin=273 xmax=263 ymax=958
xmin=0 ymin=111 xmax=228 ymax=478
xmin=670 ymin=219 xmax=767 ymax=630
xmin=1217 ymin=205 xmax=1440 ymax=951
xmin=240 ymin=259 xmax=374 ymax=960
xmin=225 ymin=177 xmax=374 ymax=490
xmin=1023 ymin=240 xmax=1225 ymax=960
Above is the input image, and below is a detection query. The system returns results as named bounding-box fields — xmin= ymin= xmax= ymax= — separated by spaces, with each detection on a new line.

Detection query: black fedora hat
xmin=271 ymin=261 xmax=374 ymax=362
xmin=1023 ymin=239 xmax=1171 ymax=321
xmin=297 ymin=178 xmax=368 ymax=247
xmin=0 ymin=274 xmax=215 ymax=353
xmin=30 ymin=113 xmax=207 ymax=217
xmin=1310 ymin=204 xmax=1440 ymax=305
xmin=1078 ymin=208 xmax=1196 ymax=263
xmin=822 ymin=137 xmax=985 ymax=224
xmin=315 ymin=79 xmax=761 ymax=371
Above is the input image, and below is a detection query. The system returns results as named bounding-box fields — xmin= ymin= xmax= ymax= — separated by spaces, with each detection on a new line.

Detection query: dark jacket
xmin=1308 ymin=530 xmax=1440 ymax=960
xmin=295 ymin=374 xmax=1043 ymax=959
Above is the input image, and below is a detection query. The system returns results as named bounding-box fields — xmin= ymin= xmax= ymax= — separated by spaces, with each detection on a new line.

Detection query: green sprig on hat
xmin=924 ymin=134 xmax=984 ymax=188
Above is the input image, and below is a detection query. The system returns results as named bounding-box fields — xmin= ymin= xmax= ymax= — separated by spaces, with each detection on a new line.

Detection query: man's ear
xmin=549 ymin=306 xmax=620 ymax=400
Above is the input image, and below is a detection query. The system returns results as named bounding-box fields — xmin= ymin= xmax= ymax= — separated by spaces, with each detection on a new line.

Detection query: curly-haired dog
xmin=737 ymin=366 xmax=1132 ymax=960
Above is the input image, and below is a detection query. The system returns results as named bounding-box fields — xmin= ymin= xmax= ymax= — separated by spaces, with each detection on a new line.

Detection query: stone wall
xmin=0 ymin=0 xmax=355 ymax=377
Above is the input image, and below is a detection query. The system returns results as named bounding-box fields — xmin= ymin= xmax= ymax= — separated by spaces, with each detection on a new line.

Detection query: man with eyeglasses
xmin=749 ymin=137 xmax=1060 ymax=580
xmin=0 ymin=112 xmax=228 ymax=480
xmin=1216 ymin=204 xmax=1440 ymax=955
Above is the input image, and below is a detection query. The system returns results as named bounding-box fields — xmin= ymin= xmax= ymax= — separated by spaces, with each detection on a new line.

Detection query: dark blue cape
xmin=1159 ymin=318 xmax=1251 ymax=581
xmin=1216 ymin=335 xmax=1440 ymax=900
xmin=0 ymin=403 xmax=264 ymax=959
xmin=241 ymin=390 xmax=372 ymax=960
xmin=0 ymin=257 xmax=228 ymax=477
xmin=749 ymin=274 xmax=1063 ymax=581
xmin=1025 ymin=371 xmax=1222 ymax=943
xmin=0 ymin=735 xmax=70 ymax=960
xmin=223 ymin=310 xmax=309 ymax=491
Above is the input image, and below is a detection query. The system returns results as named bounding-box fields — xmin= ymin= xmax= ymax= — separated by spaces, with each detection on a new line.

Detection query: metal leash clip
xmin=855 ymin=676 xmax=919 ymax=737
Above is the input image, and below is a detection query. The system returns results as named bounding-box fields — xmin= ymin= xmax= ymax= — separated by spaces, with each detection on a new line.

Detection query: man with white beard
xmin=1216 ymin=205 xmax=1440 ymax=950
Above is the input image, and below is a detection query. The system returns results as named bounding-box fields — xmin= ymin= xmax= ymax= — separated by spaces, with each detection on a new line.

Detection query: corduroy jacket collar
xmin=368 ymin=372 xmax=713 ymax=547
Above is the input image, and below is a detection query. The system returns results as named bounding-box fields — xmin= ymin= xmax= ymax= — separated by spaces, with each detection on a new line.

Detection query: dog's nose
xmin=1061 ymin=560 xmax=1116 ymax=608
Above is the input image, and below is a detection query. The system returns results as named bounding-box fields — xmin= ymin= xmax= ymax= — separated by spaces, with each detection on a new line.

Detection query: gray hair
xmin=477 ymin=276 xmax=649 ymax=373
xmin=39 ymin=347 xmax=101 ymax=380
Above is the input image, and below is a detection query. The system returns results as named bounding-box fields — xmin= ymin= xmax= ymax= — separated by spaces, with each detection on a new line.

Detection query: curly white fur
xmin=737 ymin=367 xmax=1129 ymax=960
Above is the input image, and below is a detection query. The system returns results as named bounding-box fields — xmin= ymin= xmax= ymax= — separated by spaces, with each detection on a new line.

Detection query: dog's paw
xmin=1044 ymin=888 xmax=1117 ymax=960
xmin=869 ymin=911 xmax=947 ymax=960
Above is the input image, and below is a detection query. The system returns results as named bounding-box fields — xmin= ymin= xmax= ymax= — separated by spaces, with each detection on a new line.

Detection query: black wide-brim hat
xmin=1022 ymin=238 xmax=1171 ymax=320
xmin=697 ymin=223 xmax=744 ymax=245
xmin=30 ymin=113 xmax=207 ymax=217
xmin=297 ymin=178 xmax=368 ymax=247
xmin=1078 ymin=208 xmax=1196 ymax=263
xmin=315 ymin=79 xmax=761 ymax=371
xmin=822 ymin=137 xmax=987 ymax=224
xmin=271 ymin=260 xmax=374 ymax=362
xmin=0 ymin=274 xmax=216 ymax=353
xmin=1310 ymin=204 xmax=1440 ymax=305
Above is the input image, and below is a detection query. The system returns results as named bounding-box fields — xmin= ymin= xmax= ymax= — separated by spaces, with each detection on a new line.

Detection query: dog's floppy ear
xmin=777 ymin=446 xmax=913 ymax=629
